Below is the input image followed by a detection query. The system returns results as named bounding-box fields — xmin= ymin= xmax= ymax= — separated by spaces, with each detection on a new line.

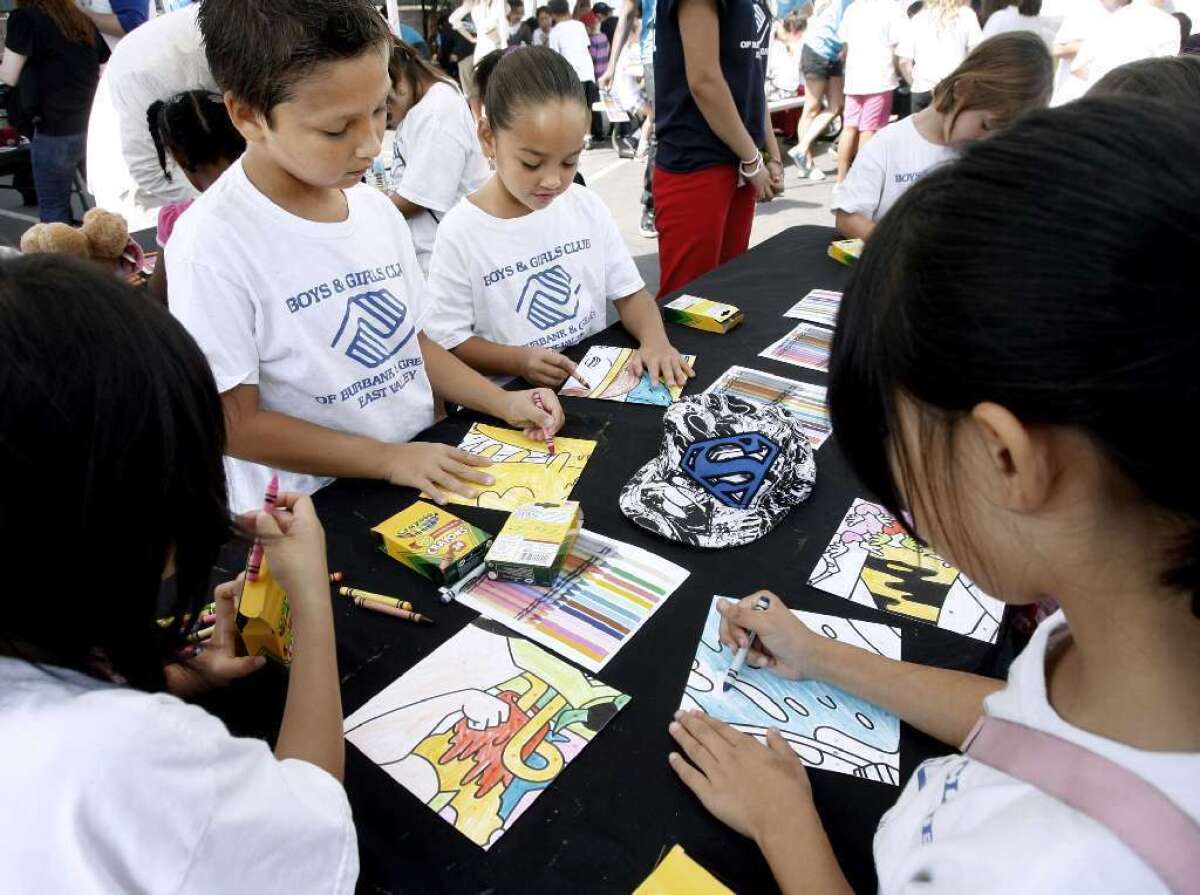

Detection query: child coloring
xmin=168 ymin=0 xmax=564 ymax=515
xmin=669 ymin=97 xmax=1200 ymax=893
xmin=423 ymin=46 xmax=692 ymax=390
xmin=0 ymin=257 xmax=355 ymax=893
xmin=833 ymin=32 xmax=1052 ymax=239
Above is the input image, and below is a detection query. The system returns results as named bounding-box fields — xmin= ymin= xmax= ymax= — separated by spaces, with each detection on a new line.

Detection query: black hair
xmin=198 ymin=0 xmax=391 ymax=120
xmin=536 ymin=5 xmax=551 ymax=14
xmin=547 ymin=0 xmax=570 ymax=16
xmin=828 ymin=98 xmax=1200 ymax=615
xmin=146 ymin=91 xmax=246 ymax=181
xmin=479 ymin=46 xmax=587 ymax=130
xmin=388 ymin=36 xmax=455 ymax=93
xmin=1017 ymin=0 xmax=1041 ymax=15
xmin=1090 ymin=54 xmax=1200 ymax=107
xmin=1175 ymin=11 xmax=1192 ymax=41
xmin=0 ymin=256 xmax=233 ymax=688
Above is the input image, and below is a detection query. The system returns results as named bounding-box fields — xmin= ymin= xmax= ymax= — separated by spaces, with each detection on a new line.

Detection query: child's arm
xmin=614 ymin=288 xmax=695 ymax=387
xmin=450 ymin=337 xmax=583 ymax=387
xmin=719 ymin=592 xmax=1004 ymax=747
xmin=147 ymin=250 xmax=169 ymax=306
xmin=835 ymin=210 xmax=876 ymax=240
xmin=388 ymin=192 xmax=428 ymax=219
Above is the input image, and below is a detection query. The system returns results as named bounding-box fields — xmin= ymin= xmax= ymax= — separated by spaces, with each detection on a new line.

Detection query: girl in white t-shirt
xmin=834 ymin=32 xmax=1053 ymax=238
xmin=668 ymin=96 xmax=1200 ymax=895
xmin=0 ymin=256 xmax=357 ymax=893
xmin=981 ymin=0 xmax=1059 ymax=49
xmin=386 ymin=40 xmax=491 ymax=274
xmin=897 ymin=0 xmax=984 ymax=111
xmin=424 ymin=46 xmax=691 ymax=389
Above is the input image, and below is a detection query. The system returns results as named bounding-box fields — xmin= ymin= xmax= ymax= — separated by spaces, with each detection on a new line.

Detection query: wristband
xmin=739 ymin=151 xmax=764 ymax=177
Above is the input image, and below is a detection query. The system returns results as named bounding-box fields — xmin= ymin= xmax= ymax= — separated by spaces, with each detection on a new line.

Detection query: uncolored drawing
xmin=759 ymin=323 xmax=833 ymax=373
xmin=435 ymin=423 xmax=596 ymax=511
xmin=682 ymin=597 xmax=902 ymax=784
xmin=344 ymin=621 xmax=629 ymax=849
xmin=560 ymin=345 xmax=697 ymax=406
xmin=808 ymin=498 xmax=1005 ymax=644
xmin=446 ymin=529 xmax=689 ymax=672
xmin=704 ymin=365 xmax=832 ymax=450
xmin=783 ymin=289 xmax=842 ymax=328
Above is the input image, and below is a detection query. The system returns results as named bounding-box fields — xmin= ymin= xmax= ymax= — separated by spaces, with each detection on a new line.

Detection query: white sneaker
xmin=787 ymin=145 xmax=812 ymax=176
xmin=808 ymin=166 xmax=827 ymax=182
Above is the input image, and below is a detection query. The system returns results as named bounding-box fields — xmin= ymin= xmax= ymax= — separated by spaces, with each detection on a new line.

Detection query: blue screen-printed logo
xmin=515 ymin=265 xmax=580 ymax=331
xmin=680 ymin=433 xmax=780 ymax=509
xmin=330 ymin=289 xmax=416 ymax=369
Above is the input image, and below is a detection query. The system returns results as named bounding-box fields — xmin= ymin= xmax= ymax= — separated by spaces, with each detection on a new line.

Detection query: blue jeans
xmin=31 ymin=132 xmax=85 ymax=224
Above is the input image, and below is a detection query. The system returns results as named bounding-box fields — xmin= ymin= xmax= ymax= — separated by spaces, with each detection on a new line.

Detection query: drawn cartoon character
xmin=330 ymin=288 xmax=416 ymax=369
xmin=515 ymin=265 xmax=580 ymax=331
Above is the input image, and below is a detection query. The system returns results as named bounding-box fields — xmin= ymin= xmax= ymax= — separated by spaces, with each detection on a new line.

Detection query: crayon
xmin=352 ymin=596 xmax=432 ymax=624
xmin=721 ymin=594 xmax=771 ymax=692
xmin=531 ymin=391 xmax=555 ymax=456
xmin=246 ymin=473 xmax=280 ymax=582
xmin=329 ymin=571 xmax=345 ymax=583
xmin=186 ymin=625 xmax=215 ymax=644
xmin=338 ymin=586 xmax=414 ymax=612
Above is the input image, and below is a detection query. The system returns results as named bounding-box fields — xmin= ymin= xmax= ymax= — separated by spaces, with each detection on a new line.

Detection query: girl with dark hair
xmin=981 ymin=0 xmax=1057 ymax=47
xmin=145 ymin=90 xmax=246 ymax=303
xmin=668 ymin=97 xmax=1200 ymax=893
xmin=0 ymin=257 xmax=356 ymax=889
xmin=385 ymin=38 xmax=490 ymax=274
xmin=1089 ymin=52 xmax=1200 ymax=105
xmin=0 ymin=0 xmax=109 ymax=223
xmin=422 ymin=46 xmax=691 ymax=390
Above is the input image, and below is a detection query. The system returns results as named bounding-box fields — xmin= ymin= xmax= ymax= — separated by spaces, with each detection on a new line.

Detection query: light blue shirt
xmin=803 ymin=0 xmax=852 ymax=60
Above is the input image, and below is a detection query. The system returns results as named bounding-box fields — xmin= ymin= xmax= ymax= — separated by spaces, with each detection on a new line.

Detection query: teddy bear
xmin=19 ymin=208 xmax=145 ymax=277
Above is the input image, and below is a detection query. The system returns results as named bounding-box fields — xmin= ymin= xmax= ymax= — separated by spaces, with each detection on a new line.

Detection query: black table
xmin=224 ymin=225 xmax=1013 ymax=894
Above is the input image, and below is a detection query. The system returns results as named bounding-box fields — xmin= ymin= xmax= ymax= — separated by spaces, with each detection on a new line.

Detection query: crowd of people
xmin=0 ymin=0 xmax=1198 ymax=892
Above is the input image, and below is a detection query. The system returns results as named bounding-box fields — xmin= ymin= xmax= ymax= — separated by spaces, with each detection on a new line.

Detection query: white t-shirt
xmin=981 ymin=5 xmax=1058 ymax=49
xmin=167 ymin=161 xmax=435 ymax=513
xmin=533 ymin=26 xmax=551 ymax=46
xmin=1050 ymin=0 xmax=1109 ymax=105
xmin=831 ymin=116 xmax=956 ymax=221
xmin=85 ymin=4 xmax=216 ymax=230
xmin=897 ymin=7 xmax=983 ymax=93
xmin=839 ymin=0 xmax=908 ymax=95
xmin=390 ymin=82 xmax=491 ymax=275
xmin=1074 ymin=1 xmax=1181 ymax=88
xmin=473 ymin=0 xmax=508 ymax=58
xmin=549 ymin=19 xmax=597 ymax=83
xmin=423 ymin=184 xmax=644 ymax=353
xmin=873 ymin=611 xmax=1200 ymax=894
xmin=0 ymin=657 xmax=357 ymax=894
xmin=767 ymin=38 xmax=803 ymax=98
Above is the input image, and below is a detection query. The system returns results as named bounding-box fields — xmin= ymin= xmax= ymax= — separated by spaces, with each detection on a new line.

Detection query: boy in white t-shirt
xmin=168 ymin=0 xmax=564 ymax=513
xmin=1071 ymin=0 xmax=1179 ymax=87
xmin=836 ymin=0 xmax=908 ymax=181
xmin=548 ymin=0 xmax=604 ymax=143
xmin=1050 ymin=0 xmax=1114 ymax=106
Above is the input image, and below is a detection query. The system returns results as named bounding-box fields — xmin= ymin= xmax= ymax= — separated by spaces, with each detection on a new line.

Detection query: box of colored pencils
xmin=372 ymin=501 xmax=492 ymax=587
xmin=828 ymin=238 xmax=863 ymax=267
xmin=485 ymin=500 xmax=582 ymax=586
xmin=662 ymin=294 xmax=744 ymax=334
xmin=238 ymin=554 xmax=294 ymax=665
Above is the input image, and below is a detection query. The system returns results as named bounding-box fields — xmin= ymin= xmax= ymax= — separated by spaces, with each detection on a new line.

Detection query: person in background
xmin=599 ymin=0 xmax=660 ymax=237
xmin=653 ymin=0 xmax=783 ymax=297
xmin=982 ymin=0 xmax=1058 ymax=49
xmin=1089 ymin=51 xmax=1200 ymax=103
xmin=595 ymin=1 xmax=618 ymax=44
xmin=582 ymin=11 xmax=611 ymax=82
xmin=766 ymin=14 xmax=806 ymax=140
xmin=836 ymin=0 xmax=907 ymax=181
xmin=611 ymin=15 xmax=654 ymax=156
xmin=508 ymin=0 xmax=531 ymax=43
xmin=833 ymin=32 xmax=1052 ymax=238
xmin=470 ymin=0 xmax=509 ymax=116
xmin=1174 ymin=12 xmax=1193 ymax=49
xmin=385 ymin=39 xmax=490 ymax=274
xmin=0 ymin=0 xmax=109 ymax=224
xmin=533 ymin=4 xmax=553 ymax=44
xmin=898 ymin=0 xmax=984 ymax=112
xmin=548 ymin=0 xmax=604 ymax=144
xmin=1071 ymin=0 xmax=1179 ymax=87
xmin=77 ymin=0 xmax=148 ymax=51
xmin=448 ymin=0 xmax=479 ymax=106
xmin=1049 ymin=0 xmax=1123 ymax=104
xmin=790 ymin=0 xmax=850 ymax=181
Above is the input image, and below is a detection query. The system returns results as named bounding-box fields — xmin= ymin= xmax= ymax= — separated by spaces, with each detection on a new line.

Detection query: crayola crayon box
xmin=238 ymin=555 xmax=293 ymax=666
xmin=485 ymin=500 xmax=583 ymax=586
xmin=373 ymin=501 xmax=492 ymax=587
xmin=828 ymin=238 xmax=863 ymax=267
xmin=662 ymin=294 xmax=743 ymax=334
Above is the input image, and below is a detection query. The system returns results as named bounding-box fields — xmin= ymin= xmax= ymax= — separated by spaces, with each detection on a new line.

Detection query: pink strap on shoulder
xmin=962 ymin=716 xmax=1200 ymax=894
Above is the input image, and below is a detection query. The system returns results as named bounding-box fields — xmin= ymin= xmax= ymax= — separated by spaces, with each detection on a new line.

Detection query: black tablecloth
xmin=213 ymin=225 xmax=1013 ymax=894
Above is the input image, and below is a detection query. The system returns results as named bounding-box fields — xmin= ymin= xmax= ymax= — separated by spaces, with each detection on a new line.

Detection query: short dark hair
xmin=147 ymin=90 xmax=246 ymax=180
xmin=478 ymin=46 xmax=587 ymax=130
xmin=1090 ymin=54 xmax=1200 ymax=108
xmin=547 ymin=0 xmax=570 ymax=16
xmin=199 ymin=0 xmax=391 ymax=119
xmin=0 ymin=256 xmax=234 ymax=689
xmin=828 ymin=97 xmax=1200 ymax=616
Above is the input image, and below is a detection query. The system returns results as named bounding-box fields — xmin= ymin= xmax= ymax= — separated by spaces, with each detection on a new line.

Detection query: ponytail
xmin=480 ymin=45 xmax=586 ymax=130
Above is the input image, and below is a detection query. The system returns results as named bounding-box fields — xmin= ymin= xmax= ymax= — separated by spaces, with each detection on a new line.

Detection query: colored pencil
xmin=246 ymin=473 xmax=280 ymax=582
xmin=338 ymin=586 xmax=414 ymax=612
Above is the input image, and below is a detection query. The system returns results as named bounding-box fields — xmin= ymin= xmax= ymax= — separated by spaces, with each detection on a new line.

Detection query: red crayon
xmin=329 ymin=571 xmax=345 ymax=583
xmin=246 ymin=473 xmax=280 ymax=582
xmin=531 ymin=392 xmax=555 ymax=456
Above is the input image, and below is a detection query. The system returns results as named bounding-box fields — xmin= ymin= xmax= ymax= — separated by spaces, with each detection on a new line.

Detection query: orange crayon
xmin=338 ymin=586 xmax=414 ymax=612
xmin=352 ymin=596 xmax=432 ymax=625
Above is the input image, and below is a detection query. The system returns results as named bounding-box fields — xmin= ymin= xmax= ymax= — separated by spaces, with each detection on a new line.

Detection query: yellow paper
xmin=431 ymin=423 xmax=596 ymax=511
xmin=634 ymin=845 xmax=733 ymax=895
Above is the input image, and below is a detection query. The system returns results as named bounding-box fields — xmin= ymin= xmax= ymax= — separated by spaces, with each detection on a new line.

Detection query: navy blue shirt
xmin=654 ymin=0 xmax=771 ymax=173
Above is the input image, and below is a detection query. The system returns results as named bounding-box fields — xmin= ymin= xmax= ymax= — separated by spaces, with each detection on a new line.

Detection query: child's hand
xmin=519 ymin=346 xmax=581 ymax=387
xmin=163 ymin=574 xmax=267 ymax=698
xmin=717 ymin=591 xmax=823 ymax=680
xmin=387 ymin=441 xmax=495 ymax=505
xmin=668 ymin=710 xmax=815 ymax=842
xmin=632 ymin=338 xmax=694 ymax=389
xmin=252 ymin=493 xmax=330 ymax=607
xmin=501 ymin=388 xmax=565 ymax=441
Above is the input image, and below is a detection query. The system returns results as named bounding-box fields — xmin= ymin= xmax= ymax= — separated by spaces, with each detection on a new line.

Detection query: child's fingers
xmin=657 ymin=358 xmax=677 ymax=389
xmin=446 ymin=461 xmax=495 ymax=485
xmin=432 ymin=470 xmax=478 ymax=499
xmin=450 ymin=448 xmax=492 ymax=467
xmin=421 ymin=478 xmax=448 ymax=505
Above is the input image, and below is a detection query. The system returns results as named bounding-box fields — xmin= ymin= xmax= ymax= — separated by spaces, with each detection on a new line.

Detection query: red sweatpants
xmin=653 ymin=164 xmax=756 ymax=299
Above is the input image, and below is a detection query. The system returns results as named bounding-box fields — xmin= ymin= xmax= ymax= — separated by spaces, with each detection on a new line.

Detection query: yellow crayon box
xmin=828 ymin=238 xmax=863 ymax=267
xmin=633 ymin=845 xmax=732 ymax=895
xmin=485 ymin=500 xmax=583 ymax=586
xmin=238 ymin=554 xmax=294 ymax=666
xmin=662 ymin=294 xmax=744 ymax=334
xmin=372 ymin=501 xmax=492 ymax=587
